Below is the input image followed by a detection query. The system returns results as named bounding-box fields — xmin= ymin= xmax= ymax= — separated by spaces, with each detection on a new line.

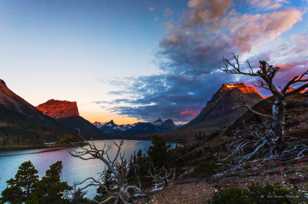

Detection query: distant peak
xmin=154 ymin=118 xmax=163 ymax=122
xmin=106 ymin=120 xmax=116 ymax=125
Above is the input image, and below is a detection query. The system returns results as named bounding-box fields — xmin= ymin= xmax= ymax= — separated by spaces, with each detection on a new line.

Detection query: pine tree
xmin=148 ymin=136 xmax=171 ymax=169
xmin=1 ymin=161 xmax=39 ymax=204
xmin=34 ymin=161 xmax=72 ymax=204
xmin=71 ymin=188 xmax=93 ymax=204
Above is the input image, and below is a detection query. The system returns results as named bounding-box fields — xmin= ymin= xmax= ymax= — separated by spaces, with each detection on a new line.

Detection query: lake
xmin=0 ymin=140 xmax=153 ymax=198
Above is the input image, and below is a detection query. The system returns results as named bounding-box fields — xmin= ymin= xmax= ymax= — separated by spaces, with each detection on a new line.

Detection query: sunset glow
xmin=0 ymin=0 xmax=307 ymax=123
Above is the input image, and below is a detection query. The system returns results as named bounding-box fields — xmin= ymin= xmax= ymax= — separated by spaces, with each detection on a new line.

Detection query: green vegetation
xmin=1 ymin=137 xmax=177 ymax=204
xmin=209 ymin=184 xmax=303 ymax=204
xmin=193 ymin=160 xmax=219 ymax=177
xmin=1 ymin=161 xmax=39 ymax=204
xmin=127 ymin=136 xmax=175 ymax=188
xmin=148 ymin=136 xmax=172 ymax=169
xmin=57 ymin=134 xmax=81 ymax=145
xmin=1 ymin=161 xmax=71 ymax=204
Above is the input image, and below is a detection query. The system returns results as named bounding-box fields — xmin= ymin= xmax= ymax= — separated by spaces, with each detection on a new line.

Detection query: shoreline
xmin=0 ymin=142 xmax=85 ymax=152
xmin=0 ymin=137 xmax=180 ymax=152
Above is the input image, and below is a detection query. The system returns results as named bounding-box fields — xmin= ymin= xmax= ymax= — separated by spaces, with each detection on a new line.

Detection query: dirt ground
xmin=146 ymin=157 xmax=308 ymax=204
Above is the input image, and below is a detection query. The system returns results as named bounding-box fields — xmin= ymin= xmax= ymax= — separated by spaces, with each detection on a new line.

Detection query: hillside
xmin=163 ymin=83 xmax=263 ymax=142
xmin=223 ymin=93 xmax=308 ymax=158
xmin=0 ymin=80 xmax=76 ymax=148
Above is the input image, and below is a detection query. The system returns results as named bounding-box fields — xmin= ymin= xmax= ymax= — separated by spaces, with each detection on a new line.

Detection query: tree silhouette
xmin=34 ymin=161 xmax=72 ymax=204
xmin=1 ymin=161 xmax=39 ymax=204
xmin=148 ymin=136 xmax=171 ymax=169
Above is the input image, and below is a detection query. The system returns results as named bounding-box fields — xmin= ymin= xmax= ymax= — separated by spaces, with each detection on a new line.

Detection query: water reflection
xmin=0 ymin=140 xmax=152 ymax=198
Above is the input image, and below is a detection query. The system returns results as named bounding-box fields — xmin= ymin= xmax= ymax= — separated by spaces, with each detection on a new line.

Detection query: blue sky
xmin=0 ymin=0 xmax=307 ymax=123
xmin=0 ymin=0 xmax=186 ymax=123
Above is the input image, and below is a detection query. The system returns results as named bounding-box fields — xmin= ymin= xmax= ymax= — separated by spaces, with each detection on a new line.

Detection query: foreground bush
xmin=209 ymin=184 xmax=304 ymax=204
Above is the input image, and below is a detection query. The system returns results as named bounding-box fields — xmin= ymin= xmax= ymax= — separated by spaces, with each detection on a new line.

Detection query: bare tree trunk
xmin=271 ymin=97 xmax=286 ymax=154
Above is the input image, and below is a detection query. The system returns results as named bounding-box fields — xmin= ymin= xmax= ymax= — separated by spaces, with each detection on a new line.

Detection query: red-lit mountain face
xmin=37 ymin=100 xmax=103 ymax=139
xmin=37 ymin=99 xmax=79 ymax=119
xmin=0 ymin=80 xmax=76 ymax=147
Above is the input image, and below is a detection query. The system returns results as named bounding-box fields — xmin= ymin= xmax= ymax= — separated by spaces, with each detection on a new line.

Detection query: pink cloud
xmin=180 ymin=109 xmax=198 ymax=117
xmin=228 ymin=9 xmax=303 ymax=52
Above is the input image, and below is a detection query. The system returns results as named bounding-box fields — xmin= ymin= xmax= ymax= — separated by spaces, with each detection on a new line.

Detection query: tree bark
xmin=271 ymin=97 xmax=286 ymax=153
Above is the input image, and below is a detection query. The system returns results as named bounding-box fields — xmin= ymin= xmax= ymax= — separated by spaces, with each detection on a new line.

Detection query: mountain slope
xmin=58 ymin=116 xmax=103 ymax=139
xmin=37 ymin=99 xmax=103 ymax=139
xmin=187 ymin=83 xmax=263 ymax=128
xmin=224 ymin=93 xmax=308 ymax=146
xmin=0 ymin=80 xmax=76 ymax=147
xmin=163 ymin=83 xmax=263 ymax=142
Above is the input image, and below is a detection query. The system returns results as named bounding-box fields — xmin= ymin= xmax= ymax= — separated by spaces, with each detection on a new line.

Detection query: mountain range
xmin=94 ymin=118 xmax=177 ymax=138
xmin=2 ymin=79 xmax=292 ymax=148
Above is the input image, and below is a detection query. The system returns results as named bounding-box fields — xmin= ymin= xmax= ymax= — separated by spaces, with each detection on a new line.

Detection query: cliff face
xmin=37 ymin=99 xmax=103 ymax=139
xmin=37 ymin=99 xmax=79 ymax=119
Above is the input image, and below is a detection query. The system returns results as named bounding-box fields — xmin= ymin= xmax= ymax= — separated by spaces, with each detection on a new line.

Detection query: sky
xmin=0 ymin=0 xmax=307 ymax=124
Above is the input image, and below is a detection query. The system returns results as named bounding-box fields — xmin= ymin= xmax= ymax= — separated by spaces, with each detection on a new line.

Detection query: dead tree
xmin=223 ymin=55 xmax=308 ymax=159
xmin=70 ymin=141 xmax=145 ymax=204
xmin=148 ymin=166 xmax=175 ymax=193
xmin=70 ymin=140 xmax=175 ymax=203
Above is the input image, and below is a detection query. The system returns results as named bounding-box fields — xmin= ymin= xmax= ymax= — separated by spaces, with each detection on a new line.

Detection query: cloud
xmin=252 ymin=32 xmax=308 ymax=83
xmin=160 ymin=8 xmax=302 ymax=75
xmin=249 ymin=0 xmax=289 ymax=10
xmin=187 ymin=0 xmax=231 ymax=24
xmin=104 ymin=0 xmax=305 ymax=123
xmin=106 ymin=72 xmax=235 ymax=122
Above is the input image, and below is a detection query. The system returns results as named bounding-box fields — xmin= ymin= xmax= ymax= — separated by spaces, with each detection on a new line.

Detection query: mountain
xmin=37 ymin=100 xmax=103 ymax=139
xmin=187 ymin=83 xmax=263 ymax=128
xmin=163 ymin=83 xmax=263 ymax=142
xmin=0 ymin=80 xmax=76 ymax=148
xmin=96 ymin=119 xmax=177 ymax=138
xmin=37 ymin=99 xmax=79 ymax=119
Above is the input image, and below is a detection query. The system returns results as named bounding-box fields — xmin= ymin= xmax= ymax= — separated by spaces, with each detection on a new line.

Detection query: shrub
xmin=209 ymin=188 xmax=252 ymax=204
xmin=193 ymin=160 xmax=219 ymax=177
xmin=209 ymin=184 xmax=303 ymax=204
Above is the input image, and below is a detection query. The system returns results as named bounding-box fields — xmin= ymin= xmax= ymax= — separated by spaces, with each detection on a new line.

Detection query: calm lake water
xmin=0 ymin=140 xmax=153 ymax=198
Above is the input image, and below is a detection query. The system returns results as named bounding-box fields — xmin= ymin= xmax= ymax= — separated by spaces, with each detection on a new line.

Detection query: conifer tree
xmin=1 ymin=161 xmax=39 ymax=204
